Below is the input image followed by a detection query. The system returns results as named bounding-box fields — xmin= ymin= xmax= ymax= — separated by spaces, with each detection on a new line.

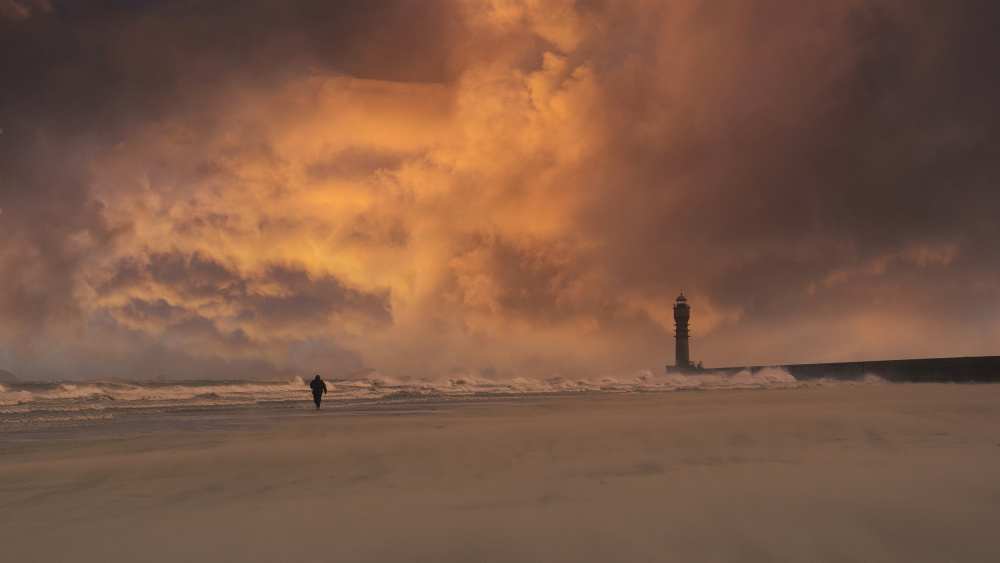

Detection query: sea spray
xmin=1 ymin=369 xmax=889 ymax=421
xmin=0 ymin=371 xmax=899 ymax=442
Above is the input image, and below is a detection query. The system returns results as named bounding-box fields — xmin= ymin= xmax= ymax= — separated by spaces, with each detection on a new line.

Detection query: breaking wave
xmin=0 ymin=367 xmax=888 ymax=419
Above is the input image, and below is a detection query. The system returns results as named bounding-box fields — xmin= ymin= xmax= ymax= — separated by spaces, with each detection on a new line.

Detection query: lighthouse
xmin=673 ymin=292 xmax=691 ymax=368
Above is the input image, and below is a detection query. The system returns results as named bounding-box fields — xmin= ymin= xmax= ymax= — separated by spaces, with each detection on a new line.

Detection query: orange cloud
xmin=3 ymin=0 xmax=999 ymax=379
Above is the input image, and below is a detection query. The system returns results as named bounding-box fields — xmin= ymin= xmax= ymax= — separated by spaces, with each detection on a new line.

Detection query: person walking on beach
xmin=309 ymin=375 xmax=327 ymax=409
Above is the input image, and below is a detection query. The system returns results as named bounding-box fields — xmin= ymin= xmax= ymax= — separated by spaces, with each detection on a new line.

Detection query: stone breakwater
xmin=707 ymin=355 xmax=1000 ymax=383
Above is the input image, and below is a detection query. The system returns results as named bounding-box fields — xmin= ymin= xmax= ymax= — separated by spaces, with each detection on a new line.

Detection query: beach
xmin=2 ymin=384 xmax=999 ymax=562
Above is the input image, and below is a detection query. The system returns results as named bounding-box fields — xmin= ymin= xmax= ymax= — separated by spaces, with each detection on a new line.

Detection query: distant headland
xmin=0 ymin=369 xmax=19 ymax=383
xmin=665 ymin=293 xmax=1000 ymax=383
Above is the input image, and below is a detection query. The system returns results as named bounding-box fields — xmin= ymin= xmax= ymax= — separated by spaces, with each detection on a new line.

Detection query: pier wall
xmin=690 ymin=356 xmax=1000 ymax=383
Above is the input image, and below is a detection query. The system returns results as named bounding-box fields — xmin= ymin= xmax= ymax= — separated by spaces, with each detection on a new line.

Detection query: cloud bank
xmin=1 ymin=0 xmax=999 ymax=379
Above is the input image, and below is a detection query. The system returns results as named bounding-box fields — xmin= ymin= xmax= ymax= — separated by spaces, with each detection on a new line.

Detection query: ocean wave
xmin=0 ymin=370 xmax=894 ymax=426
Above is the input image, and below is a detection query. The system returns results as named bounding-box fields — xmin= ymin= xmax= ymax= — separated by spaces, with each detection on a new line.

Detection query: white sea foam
xmin=0 ymin=370 xmax=891 ymax=431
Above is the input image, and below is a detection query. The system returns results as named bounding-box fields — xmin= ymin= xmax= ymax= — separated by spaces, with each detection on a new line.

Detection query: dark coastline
xmin=693 ymin=356 xmax=1000 ymax=383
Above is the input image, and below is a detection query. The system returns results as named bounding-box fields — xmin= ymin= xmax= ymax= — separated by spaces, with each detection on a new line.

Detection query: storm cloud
xmin=1 ymin=0 xmax=999 ymax=379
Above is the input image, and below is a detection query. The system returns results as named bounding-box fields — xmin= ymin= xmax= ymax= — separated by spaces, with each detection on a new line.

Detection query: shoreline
xmin=0 ymin=383 xmax=867 ymax=444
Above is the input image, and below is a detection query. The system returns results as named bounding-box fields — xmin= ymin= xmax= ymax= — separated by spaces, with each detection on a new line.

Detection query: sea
xmin=0 ymin=368 xmax=887 ymax=443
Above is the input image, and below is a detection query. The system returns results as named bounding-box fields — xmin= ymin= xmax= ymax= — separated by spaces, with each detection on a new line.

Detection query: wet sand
xmin=2 ymin=384 xmax=999 ymax=562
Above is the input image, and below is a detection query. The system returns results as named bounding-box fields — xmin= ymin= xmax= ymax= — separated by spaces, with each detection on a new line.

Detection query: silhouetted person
xmin=309 ymin=374 xmax=327 ymax=409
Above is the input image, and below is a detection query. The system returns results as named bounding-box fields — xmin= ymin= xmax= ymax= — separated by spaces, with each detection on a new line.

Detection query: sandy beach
xmin=2 ymin=384 xmax=999 ymax=562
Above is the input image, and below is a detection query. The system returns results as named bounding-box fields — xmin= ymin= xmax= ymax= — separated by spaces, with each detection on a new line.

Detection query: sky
xmin=1 ymin=0 xmax=999 ymax=381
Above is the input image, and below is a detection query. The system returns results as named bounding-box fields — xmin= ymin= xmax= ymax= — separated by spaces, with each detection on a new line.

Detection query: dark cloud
xmin=252 ymin=264 xmax=392 ymax=327
xmin=563 ymin=1 xmax=1000 ymax=363
xmin=306 ymin=149 xmax=408 ymax=183
xmin=101 ymin=251 xmax=391 ymax=327
xmin=2 ymin=1 xmax=999 ymax=378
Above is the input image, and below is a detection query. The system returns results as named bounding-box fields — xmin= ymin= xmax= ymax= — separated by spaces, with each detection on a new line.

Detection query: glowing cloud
xmin=1 ymin=0 xmax=999 ymax=379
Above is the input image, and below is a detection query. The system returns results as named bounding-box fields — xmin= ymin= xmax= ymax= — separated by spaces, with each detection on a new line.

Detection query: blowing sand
xmin=2 ymin=384 xmax=999 ymax=562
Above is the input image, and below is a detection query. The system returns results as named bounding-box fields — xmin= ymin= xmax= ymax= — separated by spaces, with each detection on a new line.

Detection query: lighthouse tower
xmin=673 ymin=293 xmax=691 ymax=368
